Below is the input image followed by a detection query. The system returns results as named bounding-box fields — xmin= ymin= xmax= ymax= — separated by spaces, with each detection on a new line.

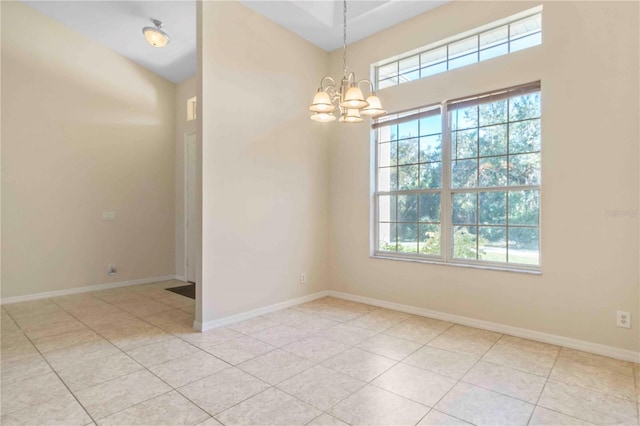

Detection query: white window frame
xmin=372 ymin=82 xmax=542 ymax=273
xmin=374 ymin=6 xmax=543 ymax=90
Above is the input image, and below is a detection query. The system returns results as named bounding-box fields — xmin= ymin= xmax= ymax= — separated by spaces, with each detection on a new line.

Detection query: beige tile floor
xmin=1 ymin=279 xmax=639 ymax=425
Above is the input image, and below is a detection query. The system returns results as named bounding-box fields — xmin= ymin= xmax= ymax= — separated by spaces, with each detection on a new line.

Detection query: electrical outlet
xmin=300 ymin=273 xmax=306 ymax=285
xmin=617 ymin=311 xmax=631 ymax=328
xmin=107 ymin=263 xmax=117 ymax=276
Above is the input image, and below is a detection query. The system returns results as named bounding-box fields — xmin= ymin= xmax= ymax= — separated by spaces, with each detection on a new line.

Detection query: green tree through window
xmin=376 ymin=83 xmax=541 ymax=269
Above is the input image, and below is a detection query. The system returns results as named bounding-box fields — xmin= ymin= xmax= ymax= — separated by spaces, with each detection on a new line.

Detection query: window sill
xmin=371 ymin=253 xmax=542 ymax=275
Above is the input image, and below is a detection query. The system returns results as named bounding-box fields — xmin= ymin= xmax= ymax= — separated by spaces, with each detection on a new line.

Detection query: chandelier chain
xmin=343 ymin=0 xmax=347 ymax=76
xmin=308 ymin=0 xmax=386 ymax=122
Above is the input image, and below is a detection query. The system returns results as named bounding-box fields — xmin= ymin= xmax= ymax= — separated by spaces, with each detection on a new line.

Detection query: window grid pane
xmin=375 ymin=85 xmax=540 ymax=269
xmin=375 ymin=11 xmax=542 ymax=90
xmin=449 ymin=89 xmax=540 ymax=265
xmin=376 ymin=109 xmax=443 ymax=257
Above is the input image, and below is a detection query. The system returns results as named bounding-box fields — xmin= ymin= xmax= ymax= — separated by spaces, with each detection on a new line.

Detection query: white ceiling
xmin=240 ymin=1 xmax=448 ymax=51
xmin=21 ymin=1 xmax=446 ymax=84
xmin=22 ymin=0 xmax=196 ymax=83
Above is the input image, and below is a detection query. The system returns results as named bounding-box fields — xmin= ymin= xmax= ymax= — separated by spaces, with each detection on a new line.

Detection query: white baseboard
xmin=328 ymin=290 xmax=640 ymax=363
xmin=194 ymin=290 xmax=330 ymax=332
xmin=15 ymin=273 xmax=633 ymax=363
xmin=174 ymin=275 xmax=186 ymax=282
xmin=1 ymin=275 xmax=177 ymax=305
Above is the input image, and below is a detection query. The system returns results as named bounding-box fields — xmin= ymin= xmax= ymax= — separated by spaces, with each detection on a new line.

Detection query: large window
xmin=374 ymin=82 xmax=541 ymax=271
xmin=375 ymin=9 xmax=542 ymax=90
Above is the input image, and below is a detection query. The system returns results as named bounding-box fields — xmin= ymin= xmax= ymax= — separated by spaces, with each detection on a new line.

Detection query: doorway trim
xmin=184 ymin=132 xmax=197 ymax=283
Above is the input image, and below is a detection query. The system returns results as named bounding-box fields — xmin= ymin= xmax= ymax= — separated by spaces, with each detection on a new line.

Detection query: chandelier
xmin=309 ymin=0 xmax=386 ymax=123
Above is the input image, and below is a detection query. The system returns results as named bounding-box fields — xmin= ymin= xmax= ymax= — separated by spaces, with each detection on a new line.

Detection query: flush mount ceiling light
xmin=309 ymin=0 xmax=386 ymax=123
xmin=143 ymin=19 xmax=170 ymax=48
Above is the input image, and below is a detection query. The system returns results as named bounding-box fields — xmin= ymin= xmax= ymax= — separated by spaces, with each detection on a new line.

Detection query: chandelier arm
xmin=308 ymin=0 xmax=384 ymax=122
xmin=320 ymin=76 xmax=337 ymax=91
xmin=326 ymin=86 xmax=340 ymax=105
xmin=321 ymin=77 xmax=341 ymax=106
xmin=357 ymin=79 xmax=375 ymax=95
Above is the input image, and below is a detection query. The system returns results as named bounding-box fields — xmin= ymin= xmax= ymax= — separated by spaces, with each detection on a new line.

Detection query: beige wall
xmin=198 ymin=1 xmax=330 ymax=325
xmin=175 ymin=75 xmax=197 ymax=279
xmin=3 ymin=0 xmax=637 ymax=356
xmin=1 ymin=2 xmax=176 ymax=298
xmin=328 ymin=1 xmax=640 ymax=351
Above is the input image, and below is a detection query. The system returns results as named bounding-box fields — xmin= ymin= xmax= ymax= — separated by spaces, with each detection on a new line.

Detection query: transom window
xmin=374 ymin=82 xmax=541 ymax=271
xmin=187 ymin=96 xmax=197 ymax=121
xmin=375 ymin=9 xmax=542 ymax=90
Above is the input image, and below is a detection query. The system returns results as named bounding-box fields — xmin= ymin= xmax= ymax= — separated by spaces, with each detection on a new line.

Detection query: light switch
xmin=102 ymin=211 xmax=116 ymax=221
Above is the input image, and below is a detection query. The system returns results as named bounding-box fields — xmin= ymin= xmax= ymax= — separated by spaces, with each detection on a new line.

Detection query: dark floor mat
xmin=166 ymin=283 xmax=195 ymax=299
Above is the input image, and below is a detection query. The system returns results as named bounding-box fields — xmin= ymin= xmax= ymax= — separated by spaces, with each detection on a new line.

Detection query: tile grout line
xmin=288 ymin=339 xmax=374 ymax=422
xmin=352 ymin=313 xmax=505 ymax=425
xmin=414 ymin=327 xmax=508 ymax=426
xmin=527 ymin=346 xmax=591 ymax=425
xmin=303 ymin=312 xmax=454 ymax=425
xmin=173 ymin=311 xmax=340 ymax=423
xmin=295 ymin=304 xmax=480 ymax=425
xmin=72 ymin=290 xmax=247 ymax=425
xmin=524 ymin=341 xmax=562 ymax=425
xmin=531 ymin=406 xmax=597 ymax=426
xmin=1 ymin=284 xmax=197 ymax=422
xmin=49 ymin=295 xmax=180 ymax=421
xmin=0 ymin=297 xmax=516 ymax=426
xmin=368 ymin=296 xmax=640 ymax=421
xmin=239 ymin=310 xmax=379 ymax=422
xmin=7 ymin=306 xmax=92 ymax=345
xmin=276 ymin=367 xmax=368 ymax=420
xmin=11 ymin=297 xmax=348 ymax=425
xmin=456 ymin=358 xmax=547 ymax=407
xmin=49 ymin=289 xmax=221 ymax=423
xmin=188 ymin=353 xmax=318 ymax=424
xmin=2 ymin=306 xmax=99 ymax=425
xmin=218 ymin=302 xmax=388 ymax=424
xmin=534 ymin=346 xmax=638 ymax=425
xmin=97 ymin=286 xmax=242 ymax=425
xmin=295 ymin=304 xmax=396 ymax=424
xmin=169 ymin=303 xmax=374 ymax=423
xmin=5 ymin=294 xmax=634 ymax=426
xmin=365 ymin=324 xmax=455 ymax=426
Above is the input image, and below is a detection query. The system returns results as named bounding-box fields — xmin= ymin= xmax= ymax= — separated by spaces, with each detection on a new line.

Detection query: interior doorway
xmin=185 ymin=133 xmax=197 ymax=283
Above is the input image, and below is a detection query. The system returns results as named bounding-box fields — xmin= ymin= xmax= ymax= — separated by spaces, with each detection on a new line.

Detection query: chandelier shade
xmin=361 ymin=95 xmax=387 ymax=117
xmin=311 ymin=112 xmax=338 ymax=122
xmin=341 ymin=86 xmax=368 ymax=109
xmin=309 ymin=90 xmax=337 ymax=113
xmin=308 ymin=0 xmax=385 ymax=124
xmin=339 ymin=109 xmax=364 ymax=123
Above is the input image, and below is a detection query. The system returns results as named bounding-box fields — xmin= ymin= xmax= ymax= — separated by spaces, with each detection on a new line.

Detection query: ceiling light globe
xmin=310 ymin=112 xmax=337 ymax=122
xmin=361 ymin=95 xmax=387 ymax=117
xmin=143 ymin=24 xmax=170 ymax=48
xmin=341 ymin=86 xmax=368 ymax=109
xmin=309 ymin=91 xmax=336 ymax=113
